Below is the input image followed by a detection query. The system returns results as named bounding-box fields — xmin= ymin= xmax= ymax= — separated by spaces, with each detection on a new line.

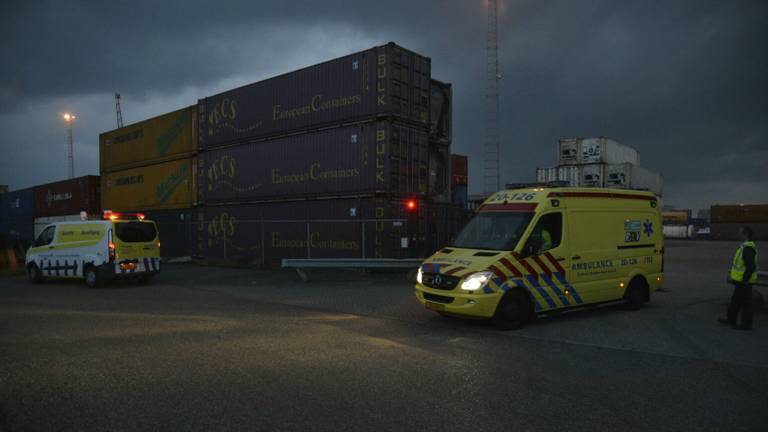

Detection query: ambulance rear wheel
xmin=493 ymin=290 xmax=531 ymax=330
xmin=623 ymin=278 xmax=647 ymax=311
xmin=27 ymin=264 xmax=44 ymax=283
xmin=84 ymin=266 xmax=101 ymax=289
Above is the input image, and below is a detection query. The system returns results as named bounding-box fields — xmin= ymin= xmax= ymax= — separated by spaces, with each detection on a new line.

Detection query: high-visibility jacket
xmin=542 ymin=229 xmax=553 ymax=251
xmin=730 ymin=241 xmax=758 ymax=284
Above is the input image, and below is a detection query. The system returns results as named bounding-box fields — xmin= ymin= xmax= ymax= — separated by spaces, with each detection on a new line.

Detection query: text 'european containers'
xmin=197 ymin=120 xmax=428 ymax=204
xmin=195 ymin=198 xmax=428 ymax=265
xmin=198 ymin=43 xmax=431 ymax=150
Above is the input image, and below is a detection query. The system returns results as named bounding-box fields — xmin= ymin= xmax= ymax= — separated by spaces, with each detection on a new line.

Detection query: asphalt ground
xmin=0 ymin=240 xmax=766 ymax=431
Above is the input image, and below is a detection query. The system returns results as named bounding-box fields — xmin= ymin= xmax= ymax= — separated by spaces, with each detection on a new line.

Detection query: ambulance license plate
xmin=425 ymin=301 xmax=445 ymax=312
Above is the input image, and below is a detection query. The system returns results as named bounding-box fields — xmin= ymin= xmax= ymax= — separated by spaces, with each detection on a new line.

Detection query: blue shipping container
xmin=0 ymin=189 xmax=35 ymax=244
xmin=451 ymin=184 xmax=468 ymax=207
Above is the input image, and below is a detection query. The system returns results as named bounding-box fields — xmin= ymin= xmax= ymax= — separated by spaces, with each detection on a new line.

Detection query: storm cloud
xmin=1 ymin=0 xmax=766 ymax=211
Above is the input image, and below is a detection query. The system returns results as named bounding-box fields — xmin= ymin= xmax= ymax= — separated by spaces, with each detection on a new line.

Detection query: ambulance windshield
xmin=452 ymin=211 xmax=534 ymax=251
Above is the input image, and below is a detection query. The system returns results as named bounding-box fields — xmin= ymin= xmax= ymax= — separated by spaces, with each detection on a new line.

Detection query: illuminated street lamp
xmin=63 ymin=113 xmax=76 ymax=178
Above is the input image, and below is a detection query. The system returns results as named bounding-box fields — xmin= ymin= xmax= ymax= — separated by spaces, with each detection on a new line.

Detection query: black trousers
xmin=726 ymin=282 xmax=753 ymax=328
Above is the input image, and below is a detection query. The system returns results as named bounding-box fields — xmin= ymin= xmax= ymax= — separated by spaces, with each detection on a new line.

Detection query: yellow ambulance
xmin=415 ymin=187 xmax=663 ymax=329
xmin=26 ymin=212 xmax=161 ymax=288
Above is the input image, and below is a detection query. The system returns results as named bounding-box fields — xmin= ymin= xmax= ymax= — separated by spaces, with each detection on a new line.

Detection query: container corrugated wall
xmin=711 ymin=205 xmax=768 ymax=224
xmin=430 ymin=79 xmax=451 ymax=142
xmin=195 ymin=198 xmax=428 ymax=266
xmin=100 ymin=106 xmax=197 ymax=172
xmin=197 ymin=120 xmax=428 ymax=204
xmin=0 ymin=189 xmax=35 ymax=245
xmin=33 ymin=175 xmax=100 ymax=217
xmin=451 ymin=154 xmax=468 ymax=186
xmin=197 ymin=43 xmax=431 ymax=150
xmin=604 ymin=163 xmax=663 ymax=195
xmin=662 ymin=211 xmax=690 ymax=225
xmin=142 ymin=209 xmax=193 ymax=257
xmin=102 ymin=158 xmax=196 ymax=212
xmin=711 ymin=223 xmax=768 ymax=241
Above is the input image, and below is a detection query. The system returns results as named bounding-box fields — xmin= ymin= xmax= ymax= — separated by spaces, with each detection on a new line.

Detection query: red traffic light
xmin=406 ymin=199 xmax=417 ymax=211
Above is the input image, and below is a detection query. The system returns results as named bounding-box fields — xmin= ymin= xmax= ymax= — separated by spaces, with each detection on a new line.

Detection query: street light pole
xmin=63 ymin=113 xmax=76 ymax=179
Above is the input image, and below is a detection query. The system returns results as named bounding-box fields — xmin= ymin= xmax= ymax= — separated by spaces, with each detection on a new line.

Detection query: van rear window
xmin=114 ymin=222 xmax=157 ymax=243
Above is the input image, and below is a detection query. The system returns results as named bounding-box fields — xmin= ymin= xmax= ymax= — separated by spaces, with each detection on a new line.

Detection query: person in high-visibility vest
xmin=719 ymin=226 xmax=758 ymax=330
xmin=541 ymin=228 xmax=553 ymax=252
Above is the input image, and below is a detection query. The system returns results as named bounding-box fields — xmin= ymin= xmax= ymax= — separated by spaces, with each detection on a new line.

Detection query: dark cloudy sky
xmin=1 ymin=0 xmax=766 ymax=211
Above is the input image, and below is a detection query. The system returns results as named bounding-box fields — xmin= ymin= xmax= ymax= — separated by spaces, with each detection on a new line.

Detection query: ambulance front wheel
xmin=27 ymin=264 xmax=44 ymax=283
xmin=493 ymin=290 xmax=533 ymax=330
xmin=84 ymin=266 xmax=102 ymax=289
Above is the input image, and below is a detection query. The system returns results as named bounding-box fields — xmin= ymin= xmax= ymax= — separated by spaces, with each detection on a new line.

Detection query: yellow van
xmin=26 ymin=212 xmax=161 ymax=288
xmin=415 ymin=187 xmax=663 ymax=329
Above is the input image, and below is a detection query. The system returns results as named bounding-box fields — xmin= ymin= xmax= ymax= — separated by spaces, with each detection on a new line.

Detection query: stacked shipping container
xmin=32 ymin=175 xmax=101 ymax=237
xmin=93 ymin=42 xmax=464 ymax=263
xmin=99 ymin=106 xmax=198 ymax=257
xmin=710 ymin=204 xmax=768 ymax=240
xmin=536 ymin=137 xmax=663 ymax=195
xmin=194 ymin=42 xmax=457 ymax=263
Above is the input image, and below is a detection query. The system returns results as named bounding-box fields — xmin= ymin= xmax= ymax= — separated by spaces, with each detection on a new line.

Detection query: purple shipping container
xmin=142 ymin=209 xmax=193 ymax=258
xmin=198 ymin=120 xmax=428 ymax=204
xmin=198 ymin=42 xmax=431 ymax=150
xmin=194 ymin=198 xmax=431 ymax=266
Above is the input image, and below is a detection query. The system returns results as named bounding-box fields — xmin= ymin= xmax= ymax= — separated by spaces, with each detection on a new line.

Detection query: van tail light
xmin=157 ymin=241 xmax=161 ymax=249
xmin=108 ymin=242 xmax=116 ymax=262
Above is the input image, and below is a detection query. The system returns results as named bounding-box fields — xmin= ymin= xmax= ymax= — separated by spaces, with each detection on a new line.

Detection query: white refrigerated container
xmin=557 ymin=138 xmax=580 ymax=165
xmin=536 ymin=167 xmax=558 ymax=183
xmin=605 ymin=163 xmax=663 ymax=196
xmin=579 ymin=137 xmax=640 ymax=165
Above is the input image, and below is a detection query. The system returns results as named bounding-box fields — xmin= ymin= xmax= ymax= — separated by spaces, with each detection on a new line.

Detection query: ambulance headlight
xmin=416 ymin=267 xmax=424 ymax=284
xmin=461 ymin=271 xmax=494 ymax=291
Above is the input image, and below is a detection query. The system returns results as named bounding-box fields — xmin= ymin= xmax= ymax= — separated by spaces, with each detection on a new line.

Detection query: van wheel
xmin=493 ymin=290 xmax=532 ymax=330
xmin=84 ymin=266 xmax=101 ymax=289
xmin=28 ymin=264 xmax=44 ymax=283
xmin=623 ymin=278 xmax=647 ymax=311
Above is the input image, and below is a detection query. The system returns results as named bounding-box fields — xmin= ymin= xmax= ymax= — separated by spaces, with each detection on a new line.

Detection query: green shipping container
xmin=100 ymin=106 xmax=197 ymax=172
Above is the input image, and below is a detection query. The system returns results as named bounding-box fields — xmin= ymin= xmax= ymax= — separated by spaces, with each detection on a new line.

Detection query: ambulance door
xmin=565 ymin=210 xmax=617 ymax=303
xmin=519 ymin=212 xmax=577 ymax=310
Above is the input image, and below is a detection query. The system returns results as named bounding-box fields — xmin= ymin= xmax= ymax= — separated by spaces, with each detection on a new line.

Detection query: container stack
xmin=710 ymin=205 xmax=768 ymax=241
xmin=536 ymin=137 xmax=663 ymax=196
xmin=451 ymin=154 xmax=468 ymax=207
xmin=192 ymin=42 xmax=456 ymax=265
xmin=32 ymin=176 xmax=101 ymax=238
xmin=99 ymin=106 xmax=197 ymax=257
xmin=0 ymin=188 xmax=34 ymax=250
xmin=662 ymin=209 xmax=693 ymax=239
